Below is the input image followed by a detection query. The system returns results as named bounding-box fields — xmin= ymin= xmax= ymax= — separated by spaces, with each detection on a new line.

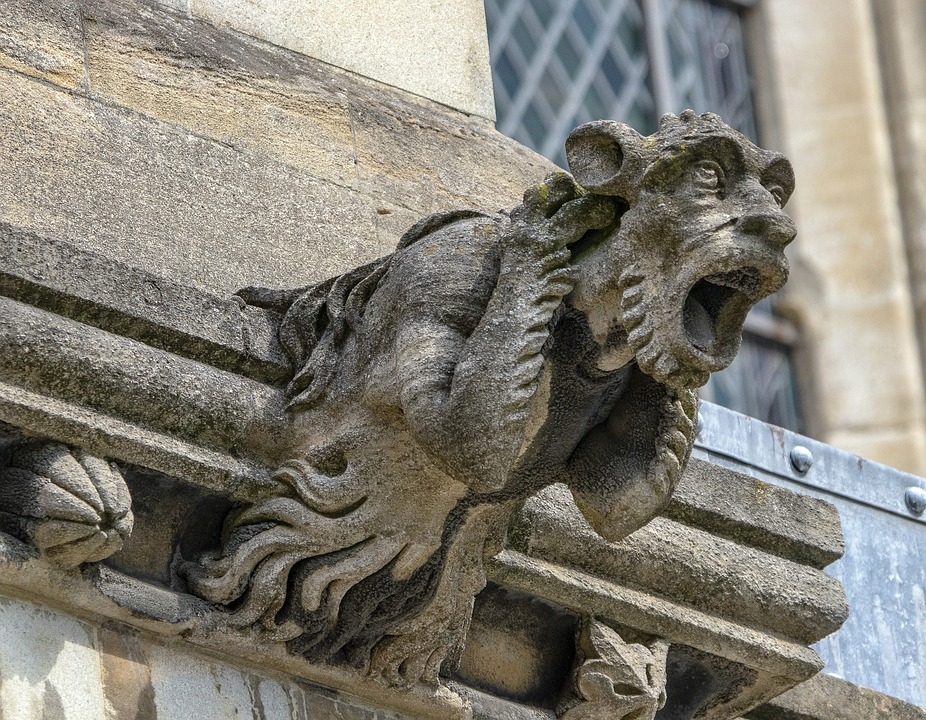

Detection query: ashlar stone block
xmin=0 ymin=596 xmax=105 ymax=719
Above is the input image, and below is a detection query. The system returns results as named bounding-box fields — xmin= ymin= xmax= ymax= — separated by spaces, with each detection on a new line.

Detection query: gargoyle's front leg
xmin=397 ymin=174 xmax=614 ymax=493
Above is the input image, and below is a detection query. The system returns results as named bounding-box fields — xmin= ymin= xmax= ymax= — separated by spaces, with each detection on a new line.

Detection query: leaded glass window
xmin=485 ymin=0 xmax=803 ymax=431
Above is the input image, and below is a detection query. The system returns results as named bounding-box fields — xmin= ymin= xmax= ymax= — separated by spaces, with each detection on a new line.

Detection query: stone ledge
xmin=487 ymin=550 xmax=823 ymax=720
xmin=512 ymin=485 xmax=846 ymax=646
xmin=0 ymin=296 xmax=286 ymax=463
xmin=0 ymin=590 xmax=444 ymax=720
xmin=669 ymin=457 xmax=844 ymax=569
xmin=744 ymin=672 xmax=926 ymax=719
xmin=0 ymin=222 xmax=289 ymax=384
xmin=0 ymin=253 xmax=847 ymax=718
xmin=0 ymin=381 xmax=262 ymax=495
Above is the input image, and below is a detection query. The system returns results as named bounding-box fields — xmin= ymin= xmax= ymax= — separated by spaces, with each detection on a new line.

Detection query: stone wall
xmin=0 ymin=593 xmax=408 ymax=719
xmin=0 ymin=0 xmax=551 ymax=299
xmin=751 ymin=0 xmax=926 ymax=473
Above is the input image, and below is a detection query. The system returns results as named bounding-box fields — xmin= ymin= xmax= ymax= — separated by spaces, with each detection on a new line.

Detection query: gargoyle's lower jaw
xmin=681 ymin=275 xmax=754 ymax=370
xmin=620 ymin=256 xmax=788 ymax=390
xmin=635 ymin=266 xmax=787 ymax=390
xmin=677 ymin=263 xmax=787 ymax=373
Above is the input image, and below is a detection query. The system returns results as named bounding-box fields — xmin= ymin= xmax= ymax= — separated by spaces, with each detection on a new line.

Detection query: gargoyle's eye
xmin=691 ymin=160 xmax=723 ymax=191
xmin=767 ymin=185 xmax=786 ymax=207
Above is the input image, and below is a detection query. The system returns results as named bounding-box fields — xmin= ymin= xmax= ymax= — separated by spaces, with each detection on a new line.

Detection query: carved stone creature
xmin=182 ymin=111 xmax=796 ymax=687
xmin=0 ymin=442 xmax=134 ymax=567
xmin=560 ymin=620 xmax=669 ymax=720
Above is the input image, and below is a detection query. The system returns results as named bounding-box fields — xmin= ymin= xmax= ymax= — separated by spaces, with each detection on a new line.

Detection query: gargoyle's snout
xmin=735 ymin=211 xmax=796 ymax=249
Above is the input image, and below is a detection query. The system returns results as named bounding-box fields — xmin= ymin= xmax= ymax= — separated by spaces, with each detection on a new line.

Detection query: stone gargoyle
xmin=180 ymin=111 xmax=796 ymax=687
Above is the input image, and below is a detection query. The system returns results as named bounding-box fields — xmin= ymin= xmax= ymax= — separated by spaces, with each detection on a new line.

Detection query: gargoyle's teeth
xmin=702 ymin=267 xmax=761 ymax=300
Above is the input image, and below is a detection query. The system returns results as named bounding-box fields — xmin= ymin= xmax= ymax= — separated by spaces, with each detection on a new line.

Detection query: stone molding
xmin=0 ymin=221 xmax=845 ymax=718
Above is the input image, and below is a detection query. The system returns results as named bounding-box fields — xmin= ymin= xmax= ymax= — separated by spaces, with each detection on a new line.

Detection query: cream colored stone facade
xmin=0 ymin=593 xmax=395 ymax=719
xmin=0 ymin=1 xmax=922 ymax=719
xmin=152 ymin=0 xmax=496 ymax=120
xmin=752 ymin=0 xmax=926 ymax=474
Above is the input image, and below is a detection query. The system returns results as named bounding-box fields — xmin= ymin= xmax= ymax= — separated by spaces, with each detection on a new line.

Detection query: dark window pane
xmin=556 ymin=33 xmax=582 ymax=75
xmin=600 ymin=50 xmax=627 ymax=95
xmin=522 ymin=101 xmax=549 ymax=146
xmin=617 ymin=10 xmax=646 ymax=57
xmin=582 ymin=83 xmax=609 ymax=121
xmin=512 ymin=16 xmax=537 ymax=60
xmin=495 ymin=48 xmax=521 ymax=98
xmin=540 ymin=68 xmax=566 ymax=109
xmin=573 ymin=0 xmax=598 ymax=43
xmin=532 ymin=0 xmax=555 ymax=27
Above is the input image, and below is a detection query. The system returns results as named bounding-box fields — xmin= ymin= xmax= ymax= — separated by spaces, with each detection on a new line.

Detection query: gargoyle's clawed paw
xmin=0 ymin=443 xmax=134 ymax=568
xmin=520 ymin=171 xmax=584 ymax=219
xmin=513 ymin=172 xmax=616 ymax=257
xmin=549 ymin=195 xmax=616 ymax=248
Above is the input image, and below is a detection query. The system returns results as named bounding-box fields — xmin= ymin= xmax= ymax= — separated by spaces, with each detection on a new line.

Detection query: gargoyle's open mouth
xmin=682 ymin=267 xmax=761 ymax=356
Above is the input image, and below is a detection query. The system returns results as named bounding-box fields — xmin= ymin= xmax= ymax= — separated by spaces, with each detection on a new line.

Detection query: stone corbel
xmin=560 ymin=618 xmax=669 ymax=720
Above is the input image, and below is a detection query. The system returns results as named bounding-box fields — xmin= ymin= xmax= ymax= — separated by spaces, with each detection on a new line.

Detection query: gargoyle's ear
xmin=565 ymin=121 xmax=646 ymax=200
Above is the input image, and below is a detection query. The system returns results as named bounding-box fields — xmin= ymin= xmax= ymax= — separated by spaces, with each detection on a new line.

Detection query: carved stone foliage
xmin=0 ymin=442 xmax=133 ymax=567
xmin=560 ymin=619 xmax=669 ymax=720
xmin=182 ymin=111 xmax=796 ymax=687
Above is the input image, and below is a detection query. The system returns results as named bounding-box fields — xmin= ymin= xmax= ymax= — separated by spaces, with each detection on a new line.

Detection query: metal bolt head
xmin=905 ymin=486 xmax=926 ymax=515
xmin=790 ymin=445 xmax=813 ymax=474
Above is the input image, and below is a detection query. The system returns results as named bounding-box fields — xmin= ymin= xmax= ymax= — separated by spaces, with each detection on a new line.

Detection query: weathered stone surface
xmin=0 ymin=297 xmax=286 ymax=464
xmin=0 ymin=222 xmax=288 ymax=383
xmin=0 ymin=0 xmax=553 ymax=297
xmin=179 ymin=112 xmax=797 ymax=691
xmin=0 ymin=413 xmax=847 ymax=719
xmin=0 ymin=441 xmax=133 ymax=567
xmin=454 ymin=584 xmax=578 ymax=708
xmin=186 ymin=0 xmax=496 ymax=119
xmin=668 ymin=457 xmax=844 ymax=569
xmin=745 ymin=672 xmax=926 ymax=720
xmin=0 ymin=595 xmax=105 ymax=718
xmin=559 ymin=620 xmax=668 ymax=719
xmin=0 ymin=593 xmax=424 ymax=719
xmin=0 ymin=379 xmax=264 ymax=496
xmin=0 ymin=3 xmax=853 ymax=715
xmin=0 ymin=68 xmax=393 ymax=297
xmin=84 ymin=0 xmax=360 ymax=190
xmin=0 ymin=0 xmax=86 ymax=90
xmin=487 ymin=549 xmax=824 ymax=719
xmin=98 ymin=625 xmax=158 ymax=720
xmin=510 ymin=485 xmax=847 ymax=646
xmin=82 ymin=0 xmax=550 ymax=213
xmin=349 ymin=97 xmax=552 ymax=214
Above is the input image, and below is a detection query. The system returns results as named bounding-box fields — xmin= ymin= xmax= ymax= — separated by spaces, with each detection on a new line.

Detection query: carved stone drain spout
xmin=179 ymin=111 xmax=796 ymax=688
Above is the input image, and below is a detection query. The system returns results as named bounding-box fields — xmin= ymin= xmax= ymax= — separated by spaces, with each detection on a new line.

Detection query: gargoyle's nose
xmin=735 ymin=211 xmax=797 ymax=249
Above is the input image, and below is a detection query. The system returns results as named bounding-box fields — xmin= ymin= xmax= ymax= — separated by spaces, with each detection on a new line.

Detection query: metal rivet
xmin=790 ymin=446 xmax=813 ymax=474
xmin=905 ymin=487 xmax=926 ymax=515
xmin=696 ymin=412 xmax=704 ymax=437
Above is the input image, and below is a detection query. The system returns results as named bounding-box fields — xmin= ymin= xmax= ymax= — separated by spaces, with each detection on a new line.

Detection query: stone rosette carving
xmin=561 ymin=619 xmax=669 ymax=720
xmin=181 ymin=111 xmax=796 ymax=687
xmin=0 ymin=442 xmax=133 ymax=567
